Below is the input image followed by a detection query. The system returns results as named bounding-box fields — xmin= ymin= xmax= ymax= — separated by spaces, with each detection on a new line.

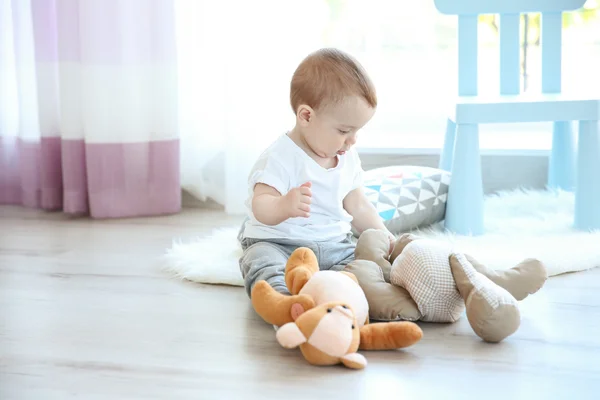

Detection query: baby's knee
xmin=241 ymin=243 xmax=288 ymax=297
xmin=240 ymin=242 xmax=283 ymax=274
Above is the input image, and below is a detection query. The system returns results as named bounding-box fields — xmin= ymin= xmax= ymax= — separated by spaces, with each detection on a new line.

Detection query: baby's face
xmin=305 ymin=96 xmax=375 ymax=159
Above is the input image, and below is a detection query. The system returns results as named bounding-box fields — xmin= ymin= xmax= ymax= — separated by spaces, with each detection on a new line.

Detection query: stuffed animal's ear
xmin=276 ymin=323 xmax=307 ymax=349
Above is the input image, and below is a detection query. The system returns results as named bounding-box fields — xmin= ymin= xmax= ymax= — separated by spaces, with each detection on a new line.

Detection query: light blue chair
xmin=435 ymin=0 xmax=600 ymax=236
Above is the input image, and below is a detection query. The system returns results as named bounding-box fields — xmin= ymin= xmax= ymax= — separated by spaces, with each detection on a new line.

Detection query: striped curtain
xmin=0 ymin=0 xmax=180 ymax=218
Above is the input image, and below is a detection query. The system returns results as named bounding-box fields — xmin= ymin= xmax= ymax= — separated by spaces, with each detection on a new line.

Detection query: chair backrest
xmin=433 ymin=0 xmax=587 ymax=96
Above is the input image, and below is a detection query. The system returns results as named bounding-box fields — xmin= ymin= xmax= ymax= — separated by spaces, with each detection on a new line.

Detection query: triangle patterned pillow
xmin=361 ymin=165 xmax=451 ymax=235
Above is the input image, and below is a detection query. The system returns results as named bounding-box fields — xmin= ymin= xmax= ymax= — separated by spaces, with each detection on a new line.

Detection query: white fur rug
xmin=162 ymin=189 xmax=600 ymax=286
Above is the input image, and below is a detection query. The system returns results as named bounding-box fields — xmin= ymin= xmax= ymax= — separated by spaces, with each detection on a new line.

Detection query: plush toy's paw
xmin=290 ymin=294 xmax=315 ymax=321
xmin=285 ymin=248 xmax=319 ymax=295
xmin=355 ymin=229 xmax=393 ymax=281
xmin=289 ymin=294 xmax=316 ymax=322
xmin=287 ymin=267 xmax=313 ymax=296
xmin=359 ymin=321 xmax=423 ymax=350
xmin=341 ymin=353 xmax=367 ymax=370
xmin=465 ymin=255 xmax=548 ymax=301
xmin=344 ymin=260 xmax=422 ymax=322
xmin=468 ymin=299 xmax=520 ymax=343
xmin=389 ymin=233 xmax=420 ymax=264
xmin=450 ymin=253 xmax=520 ymax=343
xmin=502 ymin=258 xmax=548 ymax=301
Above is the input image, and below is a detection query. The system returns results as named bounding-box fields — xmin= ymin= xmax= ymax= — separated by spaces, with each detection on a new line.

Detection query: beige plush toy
xmin=251 ymin=247 xmax=423 ymax=369
xmin=344 ymin=229 xmax=548 ymax=343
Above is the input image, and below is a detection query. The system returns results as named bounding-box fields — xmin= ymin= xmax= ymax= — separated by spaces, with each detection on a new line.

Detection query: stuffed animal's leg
xmin=251 ymin=280 xmax=315 ymax=327
xmin=285 ymin=247 xmax=319 ymax=295
xmin=344 ymin=260 xmax=422 ymax=322
xmin=359 ymin=321 xmax=423 ymax=350
xmin=355 ymin=229 xmax=394 ymax=281
xmin=465 ymin=255 xmax=547 ymax=301
xmin=389 ymin=233 xmax=421 ymax=265
xmin=450 ymin=253 xmax=520 ymax=343
xmin=355 ymin=229 xmax=422 ymax=281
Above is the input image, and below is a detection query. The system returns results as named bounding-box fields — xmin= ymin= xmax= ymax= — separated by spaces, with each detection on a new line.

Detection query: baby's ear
xmin=276 ymin=323 xmax=307 ymax=349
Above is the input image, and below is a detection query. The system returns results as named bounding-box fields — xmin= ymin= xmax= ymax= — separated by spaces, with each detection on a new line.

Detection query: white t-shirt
xmin=242 ymin=133 xmax=364 ymax=242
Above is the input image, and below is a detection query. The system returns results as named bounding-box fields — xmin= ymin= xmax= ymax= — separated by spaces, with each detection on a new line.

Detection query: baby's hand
xmin=283 ymin=182 xmax=312 ymax=218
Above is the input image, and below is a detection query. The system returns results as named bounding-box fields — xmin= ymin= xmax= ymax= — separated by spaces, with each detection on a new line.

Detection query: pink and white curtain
xmin=0 ymin=0 xmax=179 ymax=218
xmin=2 ymin=0 xmax=331 ymax=217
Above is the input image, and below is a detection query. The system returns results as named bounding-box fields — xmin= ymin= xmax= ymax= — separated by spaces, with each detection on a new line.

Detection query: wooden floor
xmin=1 ymin=205 xmax=600 ymax=399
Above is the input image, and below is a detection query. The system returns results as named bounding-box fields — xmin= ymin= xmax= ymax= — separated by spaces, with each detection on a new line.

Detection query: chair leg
xmin=548 ymin=121 xmax=575 ymax=191
xmin=444 ymin=123 xmax=484 ymax=236
xmin=439 ymin=118 xmax=456 ymax=172
xmin=574 ymin=120 xmax=600 ymax=230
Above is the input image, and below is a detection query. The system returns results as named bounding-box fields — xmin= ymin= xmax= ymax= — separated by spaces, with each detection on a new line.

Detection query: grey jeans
xmin=238 ymin=223 xmax=356 ymax=298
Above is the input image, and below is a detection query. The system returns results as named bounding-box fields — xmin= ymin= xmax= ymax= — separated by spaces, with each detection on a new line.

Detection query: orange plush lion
xmin=251 ymin=247 xmax=423 ymax=369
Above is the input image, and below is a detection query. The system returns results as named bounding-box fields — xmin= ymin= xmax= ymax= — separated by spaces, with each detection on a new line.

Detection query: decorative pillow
xmin=360 ymin=165 xmax=451 ymax=235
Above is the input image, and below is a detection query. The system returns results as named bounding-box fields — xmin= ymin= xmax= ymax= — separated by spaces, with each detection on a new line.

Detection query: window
xmin=317 ymin=0 xmax=600 ymax=152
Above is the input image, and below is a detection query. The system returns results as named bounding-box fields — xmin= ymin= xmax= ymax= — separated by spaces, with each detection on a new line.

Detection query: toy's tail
xmin=359 ymin=321 xmax=423 ymax=350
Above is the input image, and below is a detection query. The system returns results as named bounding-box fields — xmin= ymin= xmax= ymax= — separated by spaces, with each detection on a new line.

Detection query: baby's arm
xmin=344 ymin=187 xmax=395 ymax=249
xmin=252 ymin=182 xmax=312 ymax=226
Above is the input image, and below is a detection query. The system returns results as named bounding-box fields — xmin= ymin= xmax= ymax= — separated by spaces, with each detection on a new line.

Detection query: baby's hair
xmin=290 ymin=48 xmax=377 ymax=113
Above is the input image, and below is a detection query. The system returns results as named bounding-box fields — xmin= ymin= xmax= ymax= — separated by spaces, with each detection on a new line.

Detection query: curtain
xmin=0 ymin=0 xmax=179 ymax=218
xmin=1 ymin=0 xmax=330 ymax=217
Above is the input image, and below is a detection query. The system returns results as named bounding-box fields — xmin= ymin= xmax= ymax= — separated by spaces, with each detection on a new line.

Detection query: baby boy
xmin=238 ymin=48 xmax=395 ymax=301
